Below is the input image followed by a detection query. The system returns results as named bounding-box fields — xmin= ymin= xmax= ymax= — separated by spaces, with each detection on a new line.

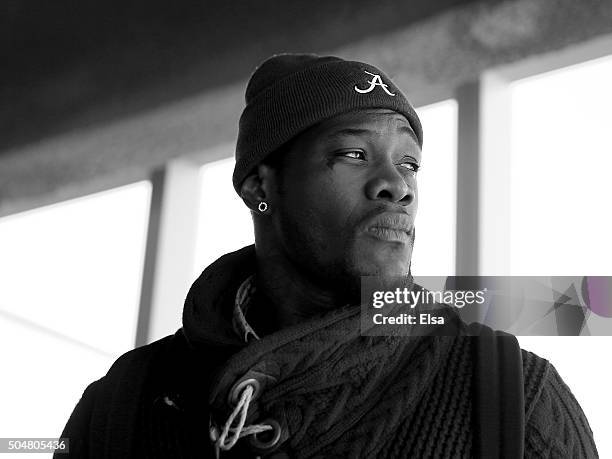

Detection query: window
xmin=509 ymin=54 xmax=612 ymax=458
xmin=0 ymin=182 xmax=150 ymax=436
xmin=509 ymin=55 xmax=612 ymax=275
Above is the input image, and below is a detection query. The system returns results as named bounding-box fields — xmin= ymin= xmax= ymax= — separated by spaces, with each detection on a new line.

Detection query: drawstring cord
xmin=210 ymin=277 xmax=272 ymax=456
xmin=212 ymin=384 xmax=272 ymax=454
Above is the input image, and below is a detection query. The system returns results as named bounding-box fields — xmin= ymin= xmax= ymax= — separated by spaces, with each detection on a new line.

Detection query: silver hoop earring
xmin=258 ymin=201 xmax=268 ymax=213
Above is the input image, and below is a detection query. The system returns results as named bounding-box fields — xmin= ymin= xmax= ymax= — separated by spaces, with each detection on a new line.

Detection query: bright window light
xmin=510 ymin=55 xmax=612 ymax=459
xmin=0 ymin=181 xmax=151 ymax=437
xmin=510 ymin=55 xmax=612 ymax=275
xmin=0 ymin=314 xmax=115 ymax=438
xmin=411 ymin=99 xmax=458 ymax=276
xmin=194 ymin=158 xmax=254 ymax=275
xmin=0 ymin=182 xmax=150 ymax=354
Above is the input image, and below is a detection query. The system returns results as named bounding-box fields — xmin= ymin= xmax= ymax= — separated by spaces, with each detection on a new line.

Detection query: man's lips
xmin=362 ymin=212 xmax=414 ymax=243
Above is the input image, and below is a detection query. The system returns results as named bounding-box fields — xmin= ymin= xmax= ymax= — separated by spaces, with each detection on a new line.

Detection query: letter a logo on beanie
xmin=354 ymin=70 xmax=396 ymax=96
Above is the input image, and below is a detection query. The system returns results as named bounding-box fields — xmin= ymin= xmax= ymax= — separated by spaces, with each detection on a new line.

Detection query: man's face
xmin=269 ymin=108 xmax=421 ymax=294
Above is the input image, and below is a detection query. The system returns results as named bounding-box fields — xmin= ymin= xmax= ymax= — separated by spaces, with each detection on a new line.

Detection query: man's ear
xmin=239 ymin=164 xmax=277 ymax=213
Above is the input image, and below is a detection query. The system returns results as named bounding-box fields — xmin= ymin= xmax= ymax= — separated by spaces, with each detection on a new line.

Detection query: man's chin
xmin=352 ymin=241 xmax=412 ymax=278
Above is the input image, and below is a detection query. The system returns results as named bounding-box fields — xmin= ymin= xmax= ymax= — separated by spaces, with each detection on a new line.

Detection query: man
xmin=58 ymin=54 xmax=598 ymax=458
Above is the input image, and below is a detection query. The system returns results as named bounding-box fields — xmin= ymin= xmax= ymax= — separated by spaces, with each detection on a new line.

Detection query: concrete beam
xmin=0 ymin=86 xmax=242 ymax=218
xmin=478 ymin=71 xmax=512 ymax=276
xmin=455 ymin=82 xmax=481 ymax=276
xmin=334 ymin=0 xmax=612 ymax=107
xmin=135 ymin=159 xmax=202 ymax=346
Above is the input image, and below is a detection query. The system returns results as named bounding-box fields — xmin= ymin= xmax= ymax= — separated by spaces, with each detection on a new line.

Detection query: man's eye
xmin=399 ymin=162 xmax=420 ymax=173
xmin=339 ymin=150 xmax=366 ymax=160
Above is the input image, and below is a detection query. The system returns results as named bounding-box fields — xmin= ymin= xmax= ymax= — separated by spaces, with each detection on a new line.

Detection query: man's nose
xmin=365 ymin=162 xmax=415 ymax=205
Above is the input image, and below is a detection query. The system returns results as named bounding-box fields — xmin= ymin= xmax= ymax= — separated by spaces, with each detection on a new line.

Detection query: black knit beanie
xmin=232 ymin=53 xmax=423 ymax=193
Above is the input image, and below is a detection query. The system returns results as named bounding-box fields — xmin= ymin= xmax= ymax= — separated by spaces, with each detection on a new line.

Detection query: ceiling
xmin=1 ymin=0 xmax=492 ymax=151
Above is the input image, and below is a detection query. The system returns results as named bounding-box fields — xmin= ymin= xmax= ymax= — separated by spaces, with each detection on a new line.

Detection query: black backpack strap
xmin=468 ymin=323 xmax=525 ymax=459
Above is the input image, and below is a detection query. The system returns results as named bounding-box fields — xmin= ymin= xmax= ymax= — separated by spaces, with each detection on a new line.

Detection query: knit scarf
xmin=182 ymin=245 xmax=468 ymax=458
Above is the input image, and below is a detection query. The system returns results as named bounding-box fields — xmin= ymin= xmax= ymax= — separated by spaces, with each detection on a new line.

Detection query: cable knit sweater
xmin=57 ymin=246 xmax=598 ymax=458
